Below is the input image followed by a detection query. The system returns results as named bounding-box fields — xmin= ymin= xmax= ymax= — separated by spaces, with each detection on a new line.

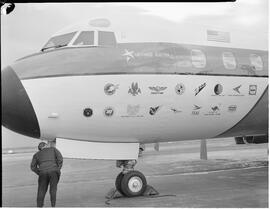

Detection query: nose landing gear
xmin=115 ymin=160 xmax=147 ymax=197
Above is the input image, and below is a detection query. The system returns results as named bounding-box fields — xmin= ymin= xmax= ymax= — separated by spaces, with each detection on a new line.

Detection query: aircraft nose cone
xmin=1 ymin=66 xmax=40 ymax=138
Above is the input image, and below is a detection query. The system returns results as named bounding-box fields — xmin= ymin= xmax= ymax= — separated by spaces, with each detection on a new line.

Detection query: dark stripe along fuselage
xmin=13 ymin=42 xmax=268 ymax=79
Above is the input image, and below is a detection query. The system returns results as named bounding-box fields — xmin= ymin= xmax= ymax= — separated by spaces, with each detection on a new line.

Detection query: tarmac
xmin=2 ymin=138 xmax=269 ymax=207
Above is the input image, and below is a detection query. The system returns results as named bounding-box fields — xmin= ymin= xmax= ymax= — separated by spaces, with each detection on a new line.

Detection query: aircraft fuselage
xmin=2 ymin=42 xmax=268 ymax=143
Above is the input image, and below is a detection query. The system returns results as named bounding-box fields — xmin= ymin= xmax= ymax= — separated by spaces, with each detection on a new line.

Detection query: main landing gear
xmin=115 ymin=160 xmax=147 ymax=197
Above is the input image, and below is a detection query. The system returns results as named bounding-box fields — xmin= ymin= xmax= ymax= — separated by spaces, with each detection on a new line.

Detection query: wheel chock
xmin=105 ymin=185 xmax=161 ymax=205
xmin=143 ymin=185 xmax=159 ymax=196
xmin=105 ymin=184 xmax=159 ymax=200
xmin=105 ymin=188 xmax=122 ymax=199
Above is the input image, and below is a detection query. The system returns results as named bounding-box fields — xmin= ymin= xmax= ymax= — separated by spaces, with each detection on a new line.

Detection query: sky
xmin=1 ymin=1 xmax=269 ymax=148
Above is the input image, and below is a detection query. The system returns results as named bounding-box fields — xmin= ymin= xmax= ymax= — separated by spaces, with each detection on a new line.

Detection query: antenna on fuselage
xmin=88 ymin=18 xmax=111 ymax=28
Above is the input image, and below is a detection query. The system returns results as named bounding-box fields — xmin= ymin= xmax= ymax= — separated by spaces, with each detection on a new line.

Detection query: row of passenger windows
xmin=191 ymin=49 xmax=264 ymax=71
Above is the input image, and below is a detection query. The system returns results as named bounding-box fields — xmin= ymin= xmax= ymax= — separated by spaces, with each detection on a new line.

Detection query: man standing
xmin=31 ymin=142 xmax=63 ymax=207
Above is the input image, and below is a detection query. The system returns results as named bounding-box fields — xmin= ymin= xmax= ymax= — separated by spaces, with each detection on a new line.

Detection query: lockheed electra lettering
xmin=2 ymin=17 xmax=268 ymax=197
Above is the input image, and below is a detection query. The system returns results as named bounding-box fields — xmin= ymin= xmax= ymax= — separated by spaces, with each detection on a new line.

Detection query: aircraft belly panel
xmin=56 ymin=138 xmax=139 ymax=160
xmin=21 ymin=75 xmax=268 ymax=142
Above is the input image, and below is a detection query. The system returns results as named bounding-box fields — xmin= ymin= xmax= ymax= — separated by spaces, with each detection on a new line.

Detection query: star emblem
xmin=122 ymin=49 xmax=134 ymax=63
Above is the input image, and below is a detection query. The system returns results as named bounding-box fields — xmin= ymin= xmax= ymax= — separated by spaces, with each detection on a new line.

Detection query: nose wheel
xmin=115 ymin=172 xmax=124 ymax=195
xmin=115 ymin=170 xmax=147 ymax=197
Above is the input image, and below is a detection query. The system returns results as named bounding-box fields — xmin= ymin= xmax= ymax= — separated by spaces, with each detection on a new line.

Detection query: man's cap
xmin=38 ymin=142 xmax=47 ymax=150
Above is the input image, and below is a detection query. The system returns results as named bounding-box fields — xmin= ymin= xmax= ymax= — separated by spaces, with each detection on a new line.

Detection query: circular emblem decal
xmin=175 ymin=83 xmax=185 ymax=95
xmin=104 ymin=107 xmax=114 ymax=117
xmin=214 ymin=84 xmax=223 ymax=95
xmin=83 ymin=108 xmax=93 ymax=117
xmin=104 ymin=83 xmax=119 ymax=95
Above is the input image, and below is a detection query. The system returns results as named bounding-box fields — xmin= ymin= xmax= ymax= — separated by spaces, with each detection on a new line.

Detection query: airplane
xmin=2 ymin=15 xmax=268 ymax=197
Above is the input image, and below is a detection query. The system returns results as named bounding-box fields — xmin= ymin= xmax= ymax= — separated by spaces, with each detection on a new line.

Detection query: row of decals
xmin=83 ymin=104 xmax=238 ymax=118
xmin=104 ymin=83 xmax=257 ymax=96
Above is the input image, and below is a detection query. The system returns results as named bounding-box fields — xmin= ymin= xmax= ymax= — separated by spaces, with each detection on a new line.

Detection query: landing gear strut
xmin=115 ymin=160 xmax=147 ymax=197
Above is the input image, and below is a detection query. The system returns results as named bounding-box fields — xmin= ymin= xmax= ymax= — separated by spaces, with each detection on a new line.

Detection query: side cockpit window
xmin=73 ymin=31 xmax=94 ymax=46
xmin=98 ymin=31 xmax=116 ymax=46
xmin=249 ymin=54 xmax=263 ymax=71
xmin=222 ymin=52 xmax=236 ymax=70
xmin=191 ymin=49 xmax=206 ymax=68
xmin=41 ymin=32 xmax=76 ymax=51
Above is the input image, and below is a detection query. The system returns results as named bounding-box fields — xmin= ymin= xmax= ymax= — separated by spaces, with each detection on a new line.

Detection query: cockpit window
xmin=41 ymin=32 xmax=76 ymax=51
xmin=73 ymin=31 xmax=94 ymax=46
xmin=98 ymin=31 xmax=116 ymax=46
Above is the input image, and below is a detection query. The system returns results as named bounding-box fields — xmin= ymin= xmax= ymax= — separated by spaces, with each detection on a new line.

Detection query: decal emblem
xmin=229 ymin=85 xmax=244 ymax=97
xmin=171 ymin=108 xmax=182 ymax=113
xmin=193 ymin=105 xmax=202 ymax=110
xmin=149 ymin=106 xmax=161 ymax=115
xmin=104 ymin=83 xmax=119 ymax=95
xmin=214 ymin=84 xmax=223 ymax=95
xmin=204 ymin=105 xmax=221 ymax=116
xmin=195 ymin=83 xmax=206 ymax=96
xmin=233 ymin=85 xmax=241 ymax=94
xmin=128 ymin=82 xmax=141 ymax=96
xmin=121 ymin=105 xmax=143 ymax=118
xmin=149 ymin=86 xmax=167 ymax=94
xmin=249 ymin=85 xmax=257 ymax=95
xmin=175 ymin=83 xmax=185 ymax=95
xmin=83 ymin=108 xmax=93 ymax=117
xmin=228 ymin=105 xmax=237 ymax=112
xmin=104 ymin=107 xmax=114 ymax=117
xmin=192 ymin=105 xmax=202 ymax=115
xmin=211 ymin=106 xmax=220 ymax=112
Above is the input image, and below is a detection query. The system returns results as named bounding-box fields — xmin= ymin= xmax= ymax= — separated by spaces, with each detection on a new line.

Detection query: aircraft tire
xmin=121 ymin=170 xmax=147 ymax=197
xmin=115 ymin=172 xmax=125 ymax=195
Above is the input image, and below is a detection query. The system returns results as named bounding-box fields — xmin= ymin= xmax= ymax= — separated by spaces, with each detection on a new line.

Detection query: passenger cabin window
xmin=73 ymin=31 xmax=94 ymax=46
xmin=222 ymin=52 xmax=236 ymax=70
xmin=41 ymin=32 xmax=76 ymax=51
xmin=191 ymin=49 xmax=206 ymax=68
xmin=98 ymin=31 xmax=116 ymax=46
xmin=249 ymin=54 xmax=263 ymax=71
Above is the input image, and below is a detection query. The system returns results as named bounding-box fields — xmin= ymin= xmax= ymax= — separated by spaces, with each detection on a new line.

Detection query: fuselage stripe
xmin=20 ymin=73 xmax=269 ymax=81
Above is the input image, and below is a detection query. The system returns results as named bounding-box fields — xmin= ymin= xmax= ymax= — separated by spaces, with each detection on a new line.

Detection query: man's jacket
xmin=31 ymin=147 xmax=63 ymax=175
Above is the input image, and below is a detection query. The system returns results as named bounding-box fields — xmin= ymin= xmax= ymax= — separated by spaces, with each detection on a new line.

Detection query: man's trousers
xmin=37 ymin=170 xmax=60 ymax=207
